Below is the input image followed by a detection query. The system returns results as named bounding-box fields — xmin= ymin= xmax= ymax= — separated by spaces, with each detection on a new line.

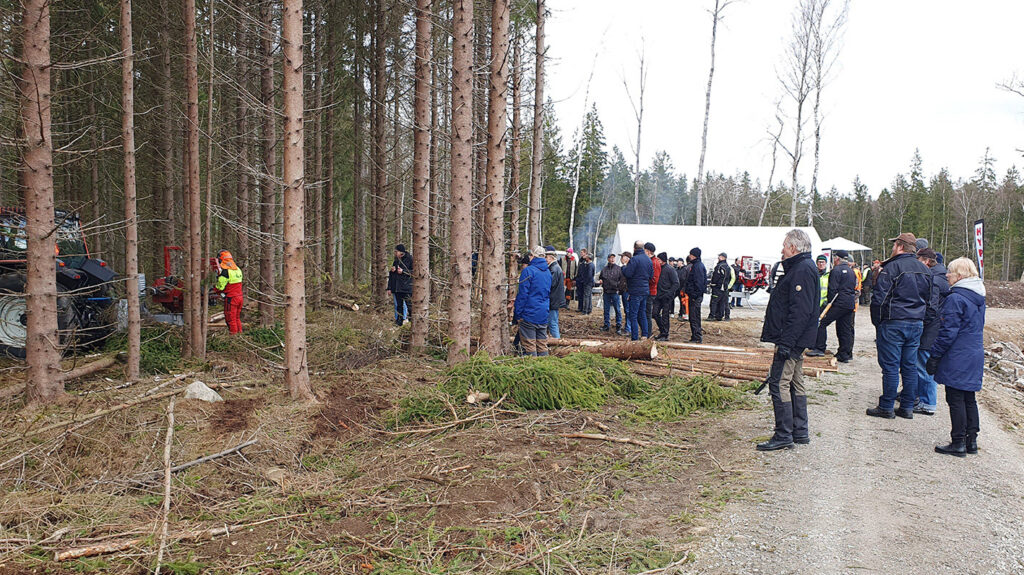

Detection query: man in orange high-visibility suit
xmin=215 ymin=250 xmax=244 ymax=334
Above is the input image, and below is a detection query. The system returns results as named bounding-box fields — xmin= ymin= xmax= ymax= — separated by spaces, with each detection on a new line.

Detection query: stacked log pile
xmin=547 ymin=338 xmax=838 ymax=385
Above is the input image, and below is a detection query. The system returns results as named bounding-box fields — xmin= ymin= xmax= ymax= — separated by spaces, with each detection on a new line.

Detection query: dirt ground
xmin=684 ymin=305 xmax=1024 ymax=574
xmin=981 ymin=280 xmax=1024 ymax=309
xmin=3 ymin=297 xmax=1023 ymax=574
xmin=0 ymin=300 xmax=756 ymax=574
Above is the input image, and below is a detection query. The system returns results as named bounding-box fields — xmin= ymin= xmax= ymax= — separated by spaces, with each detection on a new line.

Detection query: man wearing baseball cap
xmin=810 ymin=249 xmax=858 ymax=362
xmin=867 ymin=232 xmax=933 ymax=420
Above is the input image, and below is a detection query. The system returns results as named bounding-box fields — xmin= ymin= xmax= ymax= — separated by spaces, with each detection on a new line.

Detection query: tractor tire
xmin=0 ymin=273 xmax=81 ymax=359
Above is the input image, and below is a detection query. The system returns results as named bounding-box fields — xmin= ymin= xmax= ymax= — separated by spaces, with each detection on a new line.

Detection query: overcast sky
xmin=544 ymin=0 xmax=1024 ymax=198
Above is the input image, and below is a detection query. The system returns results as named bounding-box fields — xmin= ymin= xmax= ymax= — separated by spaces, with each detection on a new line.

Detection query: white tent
xmin=610 ymin=224 xmax=823 ymax=271
xmin=820 ymin=236 xmax=872 ymax=252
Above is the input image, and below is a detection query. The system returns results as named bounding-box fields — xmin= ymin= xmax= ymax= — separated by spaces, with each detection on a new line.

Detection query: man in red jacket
xmin=645 ymin=242 xmax=660 ymax=334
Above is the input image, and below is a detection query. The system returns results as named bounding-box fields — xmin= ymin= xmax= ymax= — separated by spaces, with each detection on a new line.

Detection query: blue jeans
xmin=603 ymin=292 xmax=622 ymax=328
xmin=626 ymin=294 xmax=649 ymax=340
xmin=916 ymin=348 xmax=937 ymax=411
xmin=393 ymin=292 xmax=410 ymax=325
xmin=876 ymin=320 xmax=923 ymax=411
xmin=548 ymin=308 xmax=561 ymax=339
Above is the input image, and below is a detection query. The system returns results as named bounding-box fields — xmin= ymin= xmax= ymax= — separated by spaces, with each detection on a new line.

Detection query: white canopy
xmin=820 ymin=236 xmax=872 ymax=252
xmin=610 ymin=224 xmax=823 ymax=270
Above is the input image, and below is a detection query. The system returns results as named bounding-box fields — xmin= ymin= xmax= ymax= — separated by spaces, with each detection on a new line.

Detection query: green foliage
xmin=161 ymin=561 xmax=205 ymax=575
xmin=245 ymin=324 xmax=285 ymax=348
xmin=106 ymin=326 xmax=183 ymax=374
xmin=386 ymin=352 xmax=649 ymax=427
xmin=632 ymin=376 xmax=743 ymax=421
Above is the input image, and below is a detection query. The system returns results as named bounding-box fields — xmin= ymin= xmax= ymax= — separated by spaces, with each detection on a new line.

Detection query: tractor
xmin=146 ymin=245 xmax=219 ymax=324
xmin=0 ymin=208 xmax=118 ymax=358
xmin=736 ymin=256 xmax=771 ymax=295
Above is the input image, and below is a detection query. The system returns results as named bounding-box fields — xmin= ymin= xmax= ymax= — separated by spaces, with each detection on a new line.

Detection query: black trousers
xmin=577 ymin=283 xmax=593 ymax=313
xmin=945 ymin=387 xmax=980 ymax=442
xmin=677 ymin=293 xmax=686 ymax=317
xmin=646 ymin=295 xmax=655 ymax=327
xmin=652 ymin=296 xmax=673 ymax=337
xmin=816 ymin=306 xmax=855 ymax=358
xmin=687 ymin=293 xmax=703 ymax=341
xmin=709 ymin=288 xmax=728 ymax=319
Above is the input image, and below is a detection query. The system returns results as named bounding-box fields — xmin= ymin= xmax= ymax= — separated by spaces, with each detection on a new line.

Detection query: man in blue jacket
xmin=757 ymin=229 xmax=820 ymax=451
xmin=514 ymin=246 xmax=553 ymax=356
xmin=868 ymin=232 xmax=933 ymax=419
xmin=914 ymin=247 xmax=950 ymax=415
xmin=685 ymin=248 xmax=707 ymax=343
xmin=621 ymin=240 xmax=653 ymax=340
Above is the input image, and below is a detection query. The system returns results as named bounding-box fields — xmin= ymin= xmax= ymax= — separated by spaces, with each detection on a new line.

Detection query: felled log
xmin=323 ymin=297 xmax=360 ymax=311
xmin=628 ymin=363 xmax=742 ymax=386
xmin=0 ymin=354 xmax=127 ymax=399
xmin=546 ymin=338 xmax=658 ymax=360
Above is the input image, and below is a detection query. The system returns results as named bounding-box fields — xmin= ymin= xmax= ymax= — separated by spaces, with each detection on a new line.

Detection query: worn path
xmin=689 ymin=307 xmax=1024 ymax=575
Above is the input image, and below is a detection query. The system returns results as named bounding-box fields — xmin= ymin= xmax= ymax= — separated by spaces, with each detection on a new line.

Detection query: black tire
xmin=0 ymin=274 xmax=28 ymax=359
xmin=0 ymin=273 xmax=82 ymax=359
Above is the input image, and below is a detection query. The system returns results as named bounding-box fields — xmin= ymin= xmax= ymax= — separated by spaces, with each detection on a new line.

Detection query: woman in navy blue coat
xmin=925 ymin=257 xmax=986 ymax=457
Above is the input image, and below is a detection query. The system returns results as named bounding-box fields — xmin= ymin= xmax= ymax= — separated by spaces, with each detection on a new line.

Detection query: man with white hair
xmin=757 ymin=229 xmax=820 ymax=451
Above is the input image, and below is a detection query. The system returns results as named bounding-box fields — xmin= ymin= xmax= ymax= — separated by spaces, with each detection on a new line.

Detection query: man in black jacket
xmin=545 ymin=246 xmax=567 ymax=339
xmin=575 ymin=250 xmax=595 ymax=314
xmin=597 ymin=253 xmax=625 ymax=334
xmin=685 ymin=248 xmax=707 ymax=342
xmin=867 ymin=232 xmax=933 ymax=419
xmin=757 ymin=229 xmax=820 ymax=451
xmin=708 ymin=253 xmax=730 ymax=321
xmin=652 ymin=252 xmax=680 ymax=340
xmin=810 ymin=249 xmax=858 ymax=361
xmin=914 ymin=247 xmax=950 ymax=416
xmin=387 ymin=244 xmax=413 ymax=326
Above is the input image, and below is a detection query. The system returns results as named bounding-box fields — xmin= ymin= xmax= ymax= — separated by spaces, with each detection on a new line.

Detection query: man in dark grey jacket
xmin=598 ymin=253 xmax=625 ymax=333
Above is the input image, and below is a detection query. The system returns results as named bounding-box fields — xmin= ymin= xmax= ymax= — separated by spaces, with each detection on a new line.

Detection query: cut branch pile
xmin=547 ymin=338 xmax=838 ymax=385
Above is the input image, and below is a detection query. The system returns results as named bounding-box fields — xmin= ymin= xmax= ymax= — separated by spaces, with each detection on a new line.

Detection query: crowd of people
xmin=509 ymin=230 xmax=985 ymax=459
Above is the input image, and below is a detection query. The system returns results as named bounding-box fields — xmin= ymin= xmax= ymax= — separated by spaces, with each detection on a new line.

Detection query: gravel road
xmin=688 ymin=308 xmax=1024 ymax=575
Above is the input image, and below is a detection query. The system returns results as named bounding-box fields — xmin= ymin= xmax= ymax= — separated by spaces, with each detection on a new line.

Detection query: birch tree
xmin=625 ymin=46 xmax=646 ymax=224
xmin=694 ymin=0 xmax=735 ymax=227
xmin=808 ymin=0 xmax=848 ymax=227
xmin=780 ymin=0 xmax=815 ymax=227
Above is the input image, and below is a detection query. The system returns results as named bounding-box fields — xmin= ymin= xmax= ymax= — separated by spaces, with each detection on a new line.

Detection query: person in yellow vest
xmin=215 ymin=250 xmax=244 ymax=334
xmin=808 ymin=250 xmax=858 ymax=361
xmin=816 ymin=254 xmax=829 ymax=307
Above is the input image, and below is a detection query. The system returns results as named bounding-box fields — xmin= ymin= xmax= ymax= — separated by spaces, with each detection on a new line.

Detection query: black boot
xmin=966 ymin=434 xmax=978 ymax=454
xmin=792 ymin=395 xmax=809 ymax=444
xmin=758 ymin=399 xmax=794 ymax=451
xmin=935 ymin=441 xmax=967 ymax=457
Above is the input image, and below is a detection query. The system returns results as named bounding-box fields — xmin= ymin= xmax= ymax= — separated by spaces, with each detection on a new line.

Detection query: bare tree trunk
xmin=526 ymin=0 xmax=544 ymax=247
xmin=508 ymin=31 xmax=522 ymax=256
xmin=121 ymin=0 xmax=140 ymax=382
xmin=89 ymin=93 xmax=102 ymax=255
xmin=159 ymin=0 xmax=176 ymax=251
xmin=785 ymin=1 xmax=814 ymax=227
xmin=183 ymin=0 xmax=203 ymax=358
xmin=371 ymin=2 xmax=388 ymax=309
xmin=201 ymin=2 xmax=215 ymax=353
xmin=569 ymin=61 xmax=597 ymax=245
xmin=479 ymin=0 xmax=510 ymax=355
xmin=20 ymin=0 xmax=63 ymax=403
xmin=410 ymin=0 xmax=433 ymax=354
xmin=759 ymin=108 xmax=784 ymax=227
xmin=324 ymin=5 xmax=336 ymax=288
xmin=449 ymin=0 xmax=474 ymax=363
xmin=259 ymin=0 xmax=276 ymax=327
xmin=312 ymin=11 xmax=324 ymax=309
xmin=281 ymin=0 xmax=313 ymax=401
xmin=626 ymin=49 xmax=646 ymax=225
xmin=235 ymin=8 xmax=250 ymax=264
xmin=695 ymin=0 xmax=732 ymax=227
xmin=352 ymin=11 xmax=365 ymax=287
